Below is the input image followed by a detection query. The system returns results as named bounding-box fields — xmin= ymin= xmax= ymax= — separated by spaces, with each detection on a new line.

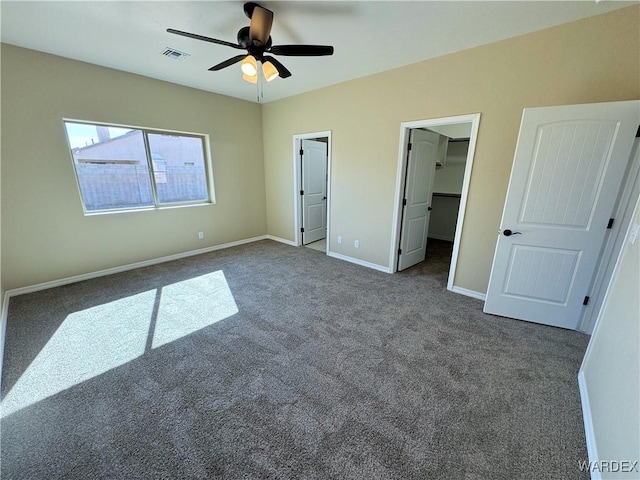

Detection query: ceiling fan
xmin=167 ymin=2 xmax=334 ymax=83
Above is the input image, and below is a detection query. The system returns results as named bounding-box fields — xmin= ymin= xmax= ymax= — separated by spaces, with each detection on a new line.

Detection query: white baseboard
xmin=265 ymin=235 xmax=297 ymax=247
xmin=0 ymin=291 xmax=10 ymax=391
xmin=449 ymin=285 xmax=486 ymax=301
xmin=327 ymin=251 xmax=391 ymax=273
xmin=0 ymin=235 xmax=274 ymax=385
xmin=578 ymin=371 xmax=601 ymax=480
xmin=5 ymin=235 xmax=269 ymax=298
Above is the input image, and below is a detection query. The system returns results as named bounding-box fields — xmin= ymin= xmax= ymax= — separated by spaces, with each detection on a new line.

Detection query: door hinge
xmin=607 ymin=218 xmax=614 ymax=229
xmin=408 ymin=142 xmax=412 ymax=151
xmin=300 ymin=149 xmax=304 ymax=156
xmin=583 ymin=295 xmax=590 ymax=306
xmin=300 ymin=227 xmax=304 ymax=233
xmin=300 ymin=190 xmax=304 ymax=196
xmin=402 ymin=198 xmax=407 ymax=206
xmin=636 ymin=124 xmax=640 ymax=138
xmin=398 ymin=248 xmax=402 ymax=255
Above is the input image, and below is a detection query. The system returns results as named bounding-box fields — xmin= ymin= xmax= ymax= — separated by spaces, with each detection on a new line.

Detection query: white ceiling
xmin=1 ymin=1 xmax=634 ymax=103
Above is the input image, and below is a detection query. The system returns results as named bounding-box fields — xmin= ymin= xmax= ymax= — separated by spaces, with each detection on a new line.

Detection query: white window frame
xmin=63 ymin=119 xmax=215 ymax=214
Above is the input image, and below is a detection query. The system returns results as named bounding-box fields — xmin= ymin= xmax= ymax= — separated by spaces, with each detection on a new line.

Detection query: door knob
xmin=428 ymin=206 xmax=432 ymax=211
xmin=503 ymin=229 xmax=522 ymax=236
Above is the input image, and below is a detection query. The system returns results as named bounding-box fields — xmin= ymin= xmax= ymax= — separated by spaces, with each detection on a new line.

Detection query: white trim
xmin=62 ymin=118 xmax=216 ymax=214
xmin=449 ymin=285 xmax=486 ymax=301
xmin=265 ymin=235 xmax=297 ymax=247
xmin=580 ymin=194 xmax=640 ymax=367
xmin=447 ymin=117 xmax=481 ymax=291
xmin=578 ymin=371 xmax=601 ymax=480
xmin=327 ymin=251 xmax=391 ymax=273
xmin=4 ymin=235 xmax=268 ymax=298
xmin=578 ymin=140 xmax=640 ymax=334
xmin=0 ymin=233 xmax=388 ymax=383
xmin=390 ymin=114 xmax=481 ymax=295
xmin=293 ymin=131 xmax=332 ymax=251
xmin=0 ymin=235 xmax=272 ymax=383
xmin=0 ymin=291 xmax=10 ymax=392
xmin=576 ymin=193 xmax=640 ymax=480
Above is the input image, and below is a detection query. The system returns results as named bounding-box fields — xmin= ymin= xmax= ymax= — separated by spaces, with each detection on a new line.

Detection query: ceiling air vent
xmin=160 ymin=47 xmax=189 ymax=60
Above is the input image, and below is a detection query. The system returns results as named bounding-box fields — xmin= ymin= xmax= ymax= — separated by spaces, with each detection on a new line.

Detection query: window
xmin=63 ymin=121 xmax=213 ymax=213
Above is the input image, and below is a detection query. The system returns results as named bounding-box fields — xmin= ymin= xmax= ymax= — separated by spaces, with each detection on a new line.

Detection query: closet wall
xmin=429 ymin=140 xmax=469 ymax=242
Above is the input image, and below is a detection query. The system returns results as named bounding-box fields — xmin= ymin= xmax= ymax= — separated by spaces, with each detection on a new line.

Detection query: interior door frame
xmin=578 ymin=138 xmax=640 ymax=334
xmin=293 ymin=131 xmax=332 ymax=251
xmin=390 ymin=114 xmax=481 ymax=293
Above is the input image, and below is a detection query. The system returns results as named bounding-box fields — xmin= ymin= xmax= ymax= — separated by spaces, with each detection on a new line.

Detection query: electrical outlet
xmin=337 ymin=235 xmax=342 ymax=244
xmin=354 ymin=240 xmax=360 ymax=248
xmin=198 ymin=232 xmax=204 ymax=239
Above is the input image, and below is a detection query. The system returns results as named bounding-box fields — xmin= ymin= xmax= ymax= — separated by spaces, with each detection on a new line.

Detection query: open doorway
xmin=390 ymin=114 xmax=481 ymax=294
xmin=293 ymin=131 xmax=332 ymax=254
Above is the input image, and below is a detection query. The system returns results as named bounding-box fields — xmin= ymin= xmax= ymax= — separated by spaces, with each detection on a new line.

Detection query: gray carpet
xmin=1 ymin=239 xmax=590 ymax=479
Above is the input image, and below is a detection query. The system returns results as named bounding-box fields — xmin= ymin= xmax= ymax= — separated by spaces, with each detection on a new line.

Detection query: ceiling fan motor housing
xmin=237 ymin=27 xmax=251 ymax=49
xmin=167 ymin=2 xmax=333 ymax=80
xmin=238 ymin=27 xmax=272 ymax=60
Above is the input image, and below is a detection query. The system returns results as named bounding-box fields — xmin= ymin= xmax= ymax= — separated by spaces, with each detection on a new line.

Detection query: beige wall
xmin=262 ymin=6 xmax=640 ymax=293
xmin=579 ymin=195 xmax=640 ymax=477
xmin=1 ymin=45 xmax=266 ymax=291
xmin=2 ymin=7 xmax=639 ymax=294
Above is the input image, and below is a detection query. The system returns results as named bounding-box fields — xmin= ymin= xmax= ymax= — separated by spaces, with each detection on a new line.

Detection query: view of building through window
xmin=64 ymin=121 xmax=211 ymax=212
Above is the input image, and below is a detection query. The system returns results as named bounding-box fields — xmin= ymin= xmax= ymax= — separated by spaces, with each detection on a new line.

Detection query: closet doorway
xmin=391 ymin=114 xmax=480 ymax=292
xmin=293 ymin=131 xmax=332 ymax=254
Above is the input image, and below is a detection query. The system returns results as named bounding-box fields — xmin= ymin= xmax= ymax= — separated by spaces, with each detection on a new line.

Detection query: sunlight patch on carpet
xmin=152 ymin=270 xmax=238 ymax=348
xmin=1 ymin=271 xmax=237 ymax=418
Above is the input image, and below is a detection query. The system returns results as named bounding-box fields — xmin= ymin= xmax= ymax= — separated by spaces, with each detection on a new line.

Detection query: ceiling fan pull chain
xmin=256 ymin=62 xmax=261 ymax=102
xmin=258 ymin=61 xmax=265 ymax=102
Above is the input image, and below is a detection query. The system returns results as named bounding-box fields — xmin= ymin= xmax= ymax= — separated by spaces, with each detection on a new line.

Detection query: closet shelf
xmin=433 ymin=192 xmax=462 ymax=198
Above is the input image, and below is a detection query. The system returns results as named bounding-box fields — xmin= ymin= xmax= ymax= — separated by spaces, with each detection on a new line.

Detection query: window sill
xmin=83 ymin=201 xmax=214 ymax=216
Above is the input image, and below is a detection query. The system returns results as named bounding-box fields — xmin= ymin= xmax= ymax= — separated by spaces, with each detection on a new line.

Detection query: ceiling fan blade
xmin=167 ymin=28 xmax=243 ymax=50
xmin=269 ymin=45 xmax=334 ymax=56
xmin=263 ymin=56 xmax=291 ymax=79
xmin=243 ymin=2 xmax=257 ymax=19
xmin=249 ymin=5 xmax=273 ymax=46
xmin=208 ymin=54 xmax=247 ymax=71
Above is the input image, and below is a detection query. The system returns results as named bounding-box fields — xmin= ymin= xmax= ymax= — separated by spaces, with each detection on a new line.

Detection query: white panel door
xmin=485 ymin=100 xmax=639 ymax=329
xmin=398 ymin=129 xmax=441 ymax=271
xmin=301 ymin=139 xmax=327 ymax=245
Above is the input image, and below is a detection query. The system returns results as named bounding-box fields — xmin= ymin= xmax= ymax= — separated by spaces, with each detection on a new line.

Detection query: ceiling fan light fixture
xmin=262 ymin=60 xmax=279 ymax=82
xmin=242 ymin=73 xmax=257 ymax=84
xmin=240 ymin=55 xmax=258 ymax=76
xmin=167 ymin=2 xmax=335 ymax=88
